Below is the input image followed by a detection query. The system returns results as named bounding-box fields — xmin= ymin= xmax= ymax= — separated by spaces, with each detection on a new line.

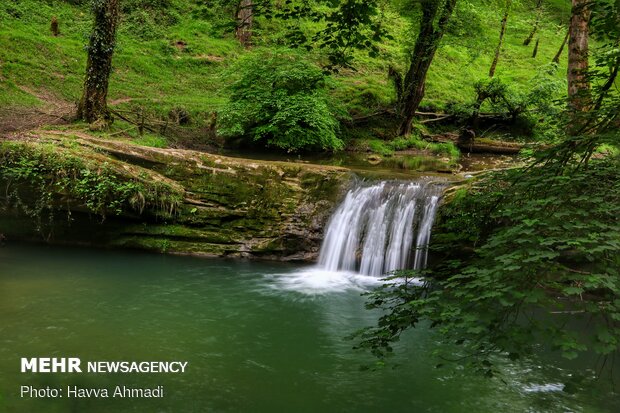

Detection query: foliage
xmin=218 ymin=49 xmax=344 ymax=152
xmin=355 ymin=158 xmax=620 ymax=377
xmin=308 ymin=0 xmax=391 ymax=70
xmin=541 ymin=0 xmax=620 ymax=165
xmin=354 ymin=1 xmax=619 ymax=374
xmin=445 ymin=66 xmax=564 ymax=138
xmin=0 ymin=0 xmax=573 ymax=137
xmin=445 ymin=0 xmax=483 ymax=38
xmin=0 ymin=141 xmax=182 ymax=232
xmin=388 ymin=134 xmax=459 ymax=158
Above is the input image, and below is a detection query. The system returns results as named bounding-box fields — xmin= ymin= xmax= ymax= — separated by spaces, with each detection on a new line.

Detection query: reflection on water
xmin=0 ymin=244 xmax=617 ymax=413
xmin=221 ymin=148 xmax=520 ymax=180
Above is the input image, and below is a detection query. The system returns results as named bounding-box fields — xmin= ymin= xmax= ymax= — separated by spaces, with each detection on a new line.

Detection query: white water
xmin=272 ymin=180 xmax=442 ymax=294
xmin=318 ymin=180 xmax=443 ymax=277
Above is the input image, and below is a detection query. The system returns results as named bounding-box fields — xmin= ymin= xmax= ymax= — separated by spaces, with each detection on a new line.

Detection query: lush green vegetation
xmin=357 ymin=158 xmax=620 ymax=374
xmin=0 ymin=139 xmax=183 ymax=232
xmin=1 ymin=0 xmax=619 ymax=386
xmin=218 ymin=49 xmax=344 ymax=151
xmin=353 ymin=0 xmax=620 ymax=382
xmin=0 ymin=0 xmax=576 ymax=154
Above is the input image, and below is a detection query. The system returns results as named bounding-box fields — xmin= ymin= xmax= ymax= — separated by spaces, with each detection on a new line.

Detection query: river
xmin=1 ymin=244 xmax=618 ymax=412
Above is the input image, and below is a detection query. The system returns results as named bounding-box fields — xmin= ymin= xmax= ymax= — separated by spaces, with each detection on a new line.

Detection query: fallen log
xmin=457 ymin=141 xmax=523 ymax=154
xmin=424 ymin=132 xmax=524 ymax=155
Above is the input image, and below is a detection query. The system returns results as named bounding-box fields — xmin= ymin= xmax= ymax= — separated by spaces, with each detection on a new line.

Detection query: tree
xmin=558 ymin=0 xmax=620 ymax=160
xmin=218 ymin=49 xmax=344 ymax=152
xmin=552 ymin=26 xmax=570 ymax=64
xmin=77 ymin=0 xmax=120 ymax=126
xmin=567 ymin=0 xmax=591 ymax=113
xmin=489 ymin=0 xmax=512 ymax=78
xmin=531 ymin=38 xmax=539 ymax=57
xmin=523 ymin=0 xmax=543 ymax=46
xmin=396 ymin=0 xmax=458 ymax=136
xmin=236 ymin=0 xmax=253 ymax=46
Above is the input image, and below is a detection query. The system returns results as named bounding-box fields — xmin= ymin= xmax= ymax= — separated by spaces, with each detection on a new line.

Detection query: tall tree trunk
xmin=568 ymin=0 xmax=591 ymax=113
xmin=523 ymin=0 xmax=543 ymax=46
xmin=552 ymin=27 xmax=570 ymax=63
xmin=77 ymin=0 xmax=120 ymax=125
xmin=489 ymin=4 xmax=511 ymax=78
xmin=531 ymin=38 xmax=540 ymax=58
xmin=236 ymin=0 xmax=253 ymax=47
xmin=397 ymin=0 xmax=457 ymax=136
xmin=523 ymin=20 xmax=538 ymax=46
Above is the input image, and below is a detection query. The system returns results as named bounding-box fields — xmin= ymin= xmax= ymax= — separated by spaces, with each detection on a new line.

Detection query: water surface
xmin=0 ymin=244 xmax=617 ymax=412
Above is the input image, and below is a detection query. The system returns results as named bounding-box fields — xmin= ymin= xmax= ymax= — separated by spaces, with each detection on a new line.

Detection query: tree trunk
xmin=489 ymin=5 xmax=511 ymax=78
xmin=532 ymin=38 xmax=540 ymax=58
xmin=397 ymin=0 xmax=457 ymax=136
xmin=51 ymin=16 xmax=59 ymax=36
xmin=471 ymin=92 xmax=487 ymax=131
xmin=523 ymin=0 xmax=543 ymax=45
xmin=398 ymin=19 xmax=436 ymax=136
xmin=567 ymin=0 xmax=591 ymax=113
xmin=236 ymin=0 xmax=253 ymax=47
xmin=77 ymin=0 xmax=120 ymax=125
xmin=523 ymin=20 xmax=538 ymax=46
xmin=552 ymin=27 xmax=570 ymax=63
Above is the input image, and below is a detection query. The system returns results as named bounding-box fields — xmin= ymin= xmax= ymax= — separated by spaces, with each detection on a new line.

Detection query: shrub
xmin=121 ymin=0 xmax=181 ymax=39
xmin=218 ymin=49 xmax=344 ymax=152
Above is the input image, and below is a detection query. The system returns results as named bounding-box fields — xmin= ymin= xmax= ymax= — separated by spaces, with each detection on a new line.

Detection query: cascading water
xmin=318 ymin=180 xmax=443 ymax=277
xmin=272 ymin=179 xmax=443 ymax=294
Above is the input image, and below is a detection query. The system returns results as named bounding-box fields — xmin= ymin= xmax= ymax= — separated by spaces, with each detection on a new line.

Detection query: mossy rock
xmin=0 ymin=131 xmax=352 ymax=261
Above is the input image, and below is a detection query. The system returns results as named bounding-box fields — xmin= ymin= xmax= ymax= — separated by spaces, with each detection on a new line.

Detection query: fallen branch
xmin=107 ymin=126 xmax=137 ymax=137
xmin=420 ymin=114 xmax=453 ymax=124
xmin=110 ymin=108 xmax=159 ymax=134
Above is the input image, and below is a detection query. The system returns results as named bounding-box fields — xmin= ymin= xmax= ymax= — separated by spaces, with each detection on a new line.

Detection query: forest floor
xmin=0 ymin=0 xmax=572 ymax=137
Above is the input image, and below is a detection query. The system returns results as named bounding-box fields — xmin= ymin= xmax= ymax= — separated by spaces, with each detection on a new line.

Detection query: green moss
xmin=300 ymin=171 xmax=350 ymax=203
xmin=132 ymin=134 xmax=168 ymax=148
xmin=0 ymin=133 xmax=350 ymax=258
xmin=388 ymin=135 xmax=460 ymax=159
xmin=0 ymin=140 xmax=184 ymax=223
xmin=367 ymin=139 xmax=395 ymax=156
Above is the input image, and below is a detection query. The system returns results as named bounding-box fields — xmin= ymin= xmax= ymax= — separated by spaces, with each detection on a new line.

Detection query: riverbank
xmin=0 ymin=130 xmax=352 ymax=260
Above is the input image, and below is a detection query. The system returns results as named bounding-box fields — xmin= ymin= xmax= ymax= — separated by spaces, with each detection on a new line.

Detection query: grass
xmin=357 ymin=132 xmax=460 ymax=161
xmin=0 ymin=0 xmax=237 ymax=118
xmin=420 ymin=0 xmax=571 ymax=110
xmin=132 ymin=133 xmax=168 ymax=148
xmin=0 ymin=0 xmax=573 ymax=146
xmin=389 ymin=135 xmax=461 ymax=159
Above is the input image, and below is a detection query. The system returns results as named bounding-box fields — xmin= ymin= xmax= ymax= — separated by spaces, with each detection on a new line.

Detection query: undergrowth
xmin=0 ymin=140 xmax=183 ymax=233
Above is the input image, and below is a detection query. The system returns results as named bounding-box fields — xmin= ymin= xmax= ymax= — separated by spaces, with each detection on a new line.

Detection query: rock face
xmin=0 ymin=131 xmax=353 ymax=261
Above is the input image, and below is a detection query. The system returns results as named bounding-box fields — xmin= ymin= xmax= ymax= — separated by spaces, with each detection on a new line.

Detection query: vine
xmin=0 ymin=141 xmax=183 ymax=236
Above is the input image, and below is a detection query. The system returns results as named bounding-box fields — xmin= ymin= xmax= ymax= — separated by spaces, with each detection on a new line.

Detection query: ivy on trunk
xmin=77 ymin=0 xmax=120 ymax=126
xmin=397 ymin=0 xmax=457 ymax=136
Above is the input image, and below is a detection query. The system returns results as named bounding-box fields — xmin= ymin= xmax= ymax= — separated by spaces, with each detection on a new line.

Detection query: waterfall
xmin=318 ymin=180 xmax=442 ymax=277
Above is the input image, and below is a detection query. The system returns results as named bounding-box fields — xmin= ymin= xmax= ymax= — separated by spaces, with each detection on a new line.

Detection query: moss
xmin=300 ymin=170 xmax=351 ymax=203
xmin=0 ymin=139 xmax=184 ymax=221
xmin=110 ymin=236 xmax=233 ymax=256
xmin=0 ymin=132 xmax=351 ymax=260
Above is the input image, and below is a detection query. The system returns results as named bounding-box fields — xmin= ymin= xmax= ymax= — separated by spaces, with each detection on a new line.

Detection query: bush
xmin=218 ymin=49 xmax=344 ymax=152
xmin=121 ymin=0 xmax=181 ymax=39
xmin=357 ymin=158 xmax=620 ymax=377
